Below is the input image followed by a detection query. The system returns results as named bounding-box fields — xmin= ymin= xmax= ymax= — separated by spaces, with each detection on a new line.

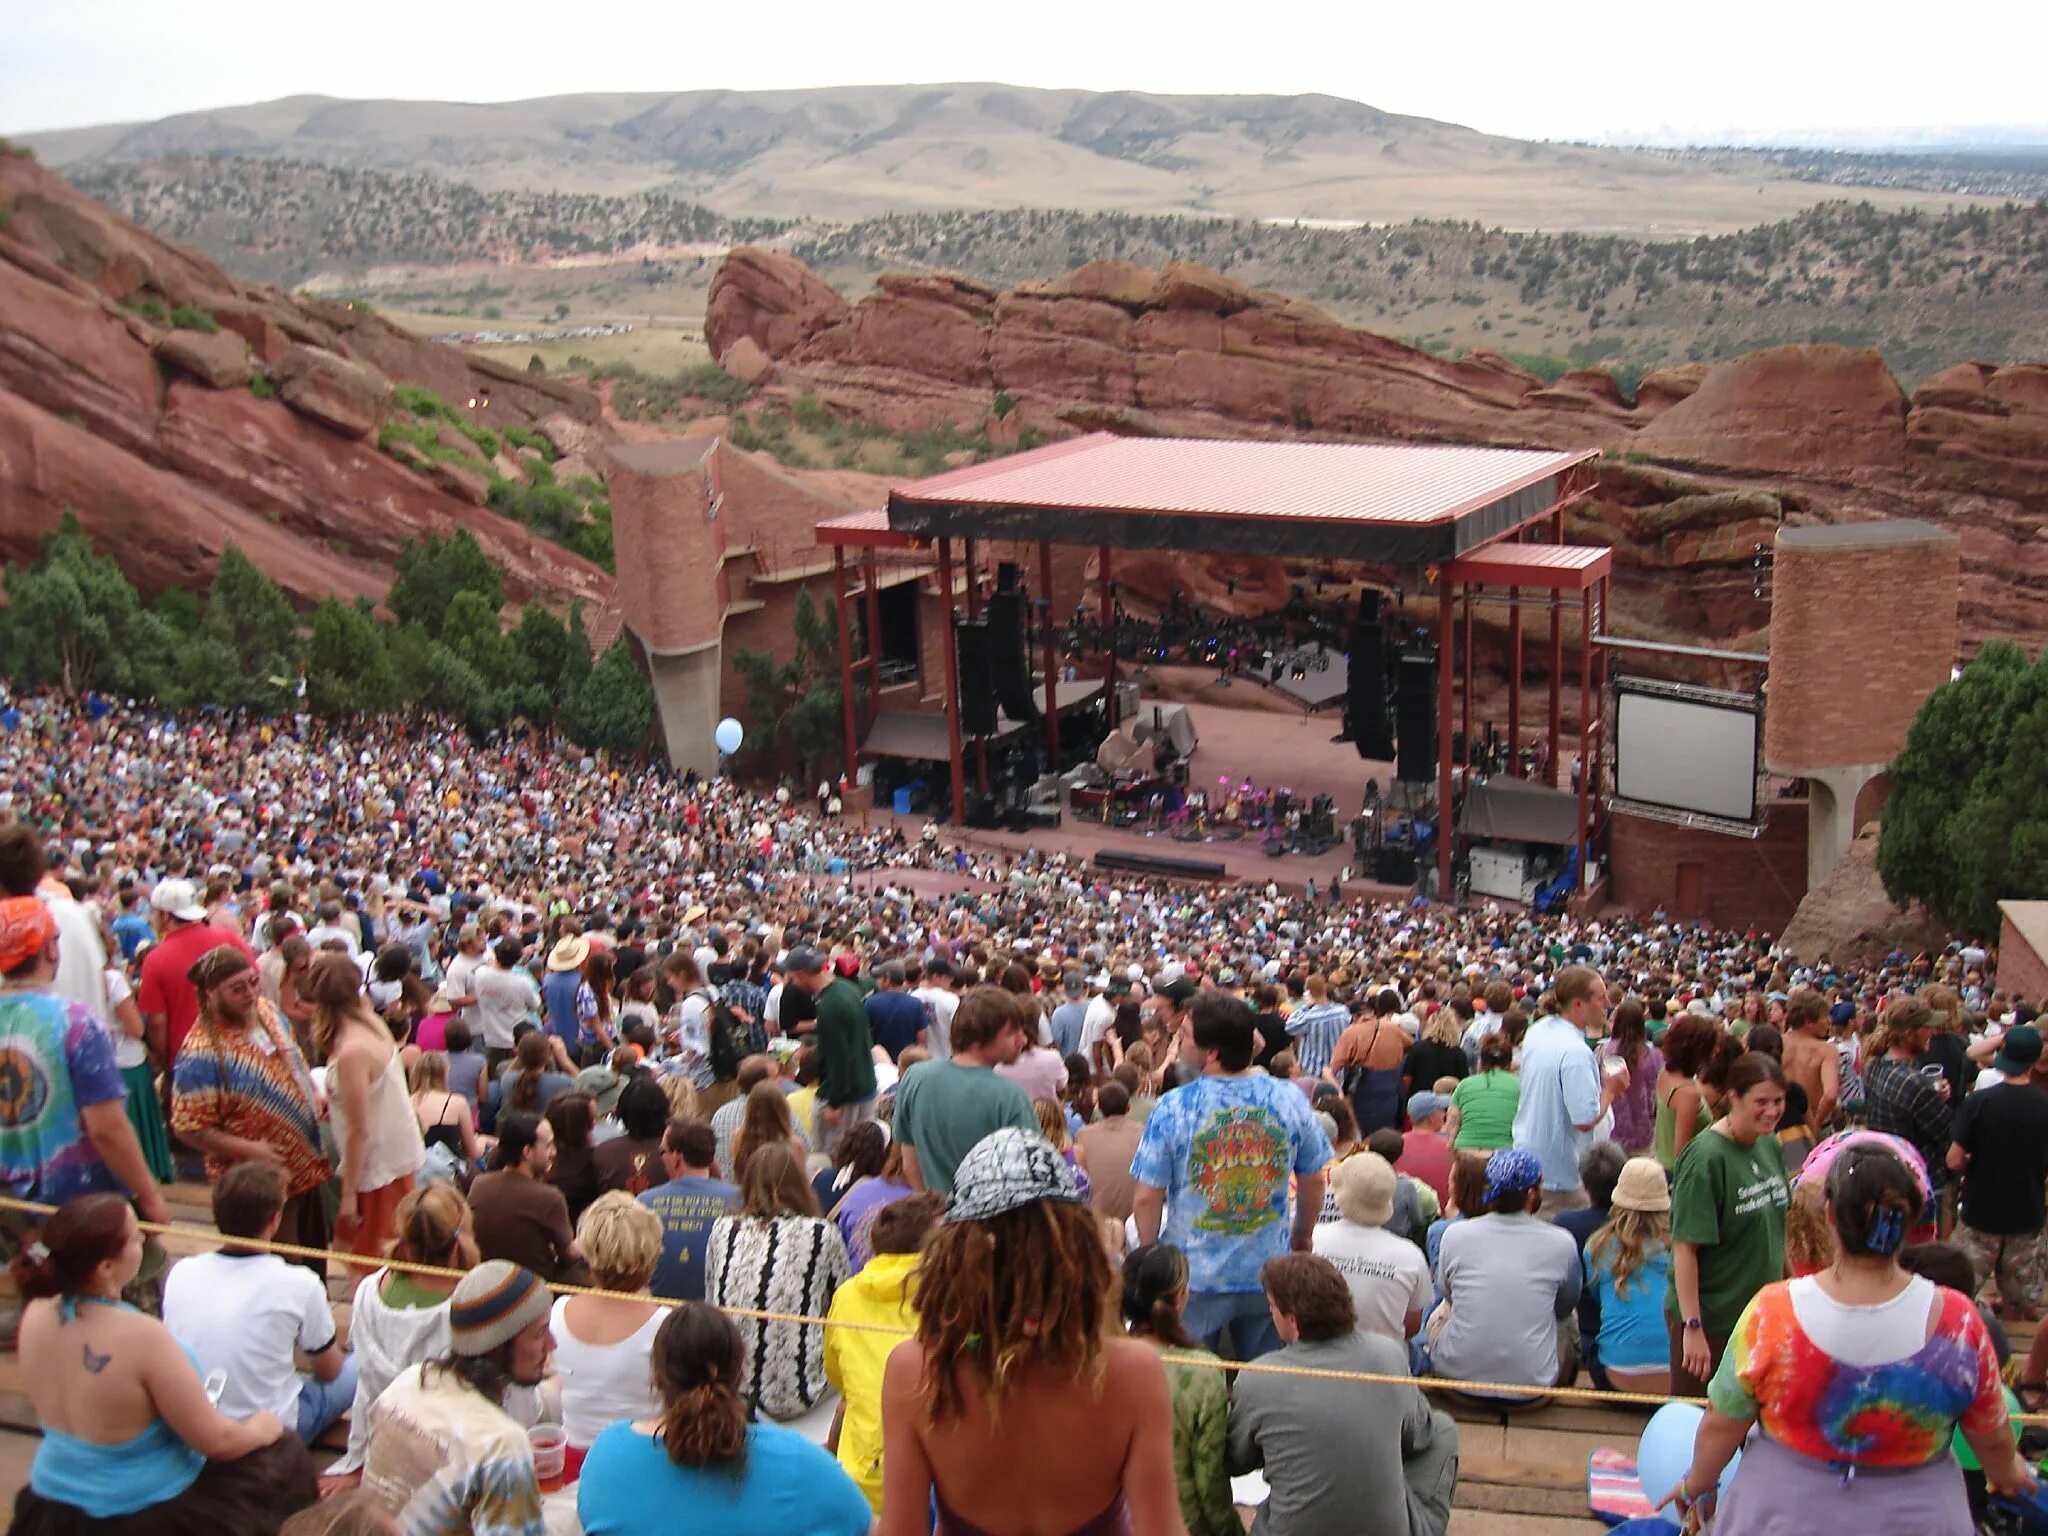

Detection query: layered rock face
xmin=707 ymin=248 xmax=2048 ymax=658
xmin=0 ymin=156 xmax=609 ymax=612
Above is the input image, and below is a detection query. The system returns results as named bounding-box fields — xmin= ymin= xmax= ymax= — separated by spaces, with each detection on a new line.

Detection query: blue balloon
xmin=714 ymin=717 xmax=743 ymax=755
xmin=1633 ymin=1401 xmax=1740 ymax=1527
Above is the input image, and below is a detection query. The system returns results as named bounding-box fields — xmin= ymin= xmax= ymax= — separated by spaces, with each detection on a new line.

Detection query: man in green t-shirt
xmin=788 ymin=947 xmax=876 ymax=1158
xmin=894 ymin=986 xmax=1038 ymax=1197
xmin=1665 ymin=1118 xmax=1789 ymax=1395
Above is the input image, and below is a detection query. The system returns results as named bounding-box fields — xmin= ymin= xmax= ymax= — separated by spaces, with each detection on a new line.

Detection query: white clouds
xmin=5 ymin=0 xmax=2042 ymax=141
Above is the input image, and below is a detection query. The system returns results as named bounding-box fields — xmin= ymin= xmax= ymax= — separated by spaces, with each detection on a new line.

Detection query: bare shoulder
xmin=1101 ymin=1337 xmax=1171 ymax=1395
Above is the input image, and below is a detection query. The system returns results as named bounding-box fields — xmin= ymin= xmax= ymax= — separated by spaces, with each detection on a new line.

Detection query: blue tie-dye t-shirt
xmin=1130 ymin=1074 xmax=1332 ymax=1295
xmin=0 ymin=990 xmax=129 ymax=1204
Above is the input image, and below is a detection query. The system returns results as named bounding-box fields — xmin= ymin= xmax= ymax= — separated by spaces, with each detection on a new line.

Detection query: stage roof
xmin=1445 ymin=542 xmax=1611 ymax=592
xmin=885 ymin=434 xmax=1598 ymax=563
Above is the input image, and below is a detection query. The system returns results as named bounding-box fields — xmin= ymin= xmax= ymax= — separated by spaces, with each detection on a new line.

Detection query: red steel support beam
xmin=1040 ymin=540 xmax=1060 ymax=769
xmin=1507 ymin=585 xmax=1522 ymax=777
xmin=1438 ymin=576 xmax=1456 ymax=902
xmin=1460 ymin=588 xmax=1474 ymax=767
xmin=1577 ymin=584 xmax=1592 ymax=887
xmin=964 ymin=539 xmax=981 ymax=620
xmin=862 ymin=548 xmax=883 ymax=701
xmin=937 ymin=538 xmax=966 ymax=826
xmin=1548 ymin=502 xmax=1565 ymax=788
xmin=1099 ymin=544 xmax=1116 ymax=730
xmin=834 ymin=546 xmax=858 ymax=782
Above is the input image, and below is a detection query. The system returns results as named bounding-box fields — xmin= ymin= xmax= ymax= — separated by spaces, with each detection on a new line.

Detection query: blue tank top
xmin=31 ymin=1301 xmax=206 ymax=1517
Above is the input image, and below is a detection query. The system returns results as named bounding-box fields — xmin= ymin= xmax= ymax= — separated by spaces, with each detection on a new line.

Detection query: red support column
xmin=964 ymin=540 xmax=981 ymax=620
xmin=1437 ymin=576 xmax=1456 ymax=902
xmin=1099 ymin=544 xmax=1116 ymax=730
xmin=1507 ymin=585 xmax=1522 ymax=777
xmin=833 ymin=546 xmax=858 ymax=781
xmin=1040 ymin=540 xmax=1060 ymax=769
xmin=1577 ymin=584 xmax=1592 ymax=885
xmin=1460 ymin=588 xmax=1474 ymax=767
xmin=937 ymin=538 xmax=966 ymax=826
xmin=1547 ymin=591 xmax=1563 ymax=788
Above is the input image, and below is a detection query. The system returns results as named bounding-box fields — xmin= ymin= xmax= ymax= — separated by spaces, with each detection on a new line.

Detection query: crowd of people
xmin=1 ymin=690 xmax=2045 ymax=1534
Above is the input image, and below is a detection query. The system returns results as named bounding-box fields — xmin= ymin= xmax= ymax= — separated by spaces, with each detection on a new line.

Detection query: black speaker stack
xmin=1345 ymin=591 xmax=1396 ymax=761
xmin=986 ymin=564 xmax=1038 ymax=725
xmin=954 ymin=617 xmax=999 ymax=736
xmin=1393 ymin=650 xmax=1439 ymax=785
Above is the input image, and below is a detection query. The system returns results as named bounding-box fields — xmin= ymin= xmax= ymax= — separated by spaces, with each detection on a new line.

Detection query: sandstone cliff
xmin=706 ymin=248 xmax=2048 ymax=659
xmin=0 ymin=153 xmax=610 ymax=612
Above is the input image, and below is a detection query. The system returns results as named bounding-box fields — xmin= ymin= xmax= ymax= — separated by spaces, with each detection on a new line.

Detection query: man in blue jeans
xmin=1132 ymin=991 xmax=1332 ymax=1359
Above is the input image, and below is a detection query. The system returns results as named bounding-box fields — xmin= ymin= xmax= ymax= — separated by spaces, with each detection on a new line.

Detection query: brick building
xmin=1998 ymin=903 xmax=2048 ymax=1010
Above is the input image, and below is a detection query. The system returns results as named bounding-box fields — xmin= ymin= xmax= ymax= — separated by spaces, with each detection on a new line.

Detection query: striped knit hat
xmin=448 ymin=1261 xmax=551 ymax=1357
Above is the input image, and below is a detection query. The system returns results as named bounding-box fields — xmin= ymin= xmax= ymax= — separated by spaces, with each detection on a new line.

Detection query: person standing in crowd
xmin=1227 ymin=1253 xmax=1457 ymax=1536
xmin=1668 ymin=1052 xmax=1790 ymax=1397
xmin=1074 ymin=1078 xmax=1145 ymax=1232
xmin=1948 ymin=1023 xmax=2048 ymax=1320
xmin=1328 ymin=988 xmax=1411 ymax=1136
xmin=894 ymin=986 xmax=1038 ymax=1197
xmin=877 ymin=1128 xmax=1182 ymax=1534
xmin=824 ymin=1192 xmax=943 ymax=1513
xmin=1461 ymin=980 xmax=1516 ymax=1069
xmin=1581 ymin=1157 xmax=1673 ymax=1395
xmin=865 ymin=961 xmax=927 ymax=1064
xmin=441 ymin=927 xmax=489 ymax=1046
xmin=474 ymin=936 xmax=540 ymax=1078
xmin=641 ymin=1117 xmax=738 ymax=1302
xmin=550 ymin=1194 xmax=665 ymax=1481
xmin=1312 ymin=1153 xmax=1431 ymax=1347
xmin=728 ymin=1078 xmax=807 ymax=1184
xmin=1120 ymin=1242 xmax=1236 ymax=1536
xmin=786 ymin=947 xmax=877 ymax=1157
xmin=1781 ymin=987 xmax=1841 ymax=1134
xmin=468 ymin=1110 xmax=584 ymax=1284
xmin=541 ymin=931 xmax=593 ymax=1068
xmin=1400 ymin=1005 xmax=1469 ymax=1102
xmin=1132 ymin=991 xmax=1333 ymax=1358
xmin=1653 ymin=1012 xmax=1719 ymax=1172
xmin=911 ymin=957 xmax=960 ymax=1061
xmin=1597 ymin=997 xmax=1660 ymax=1156
xmin=306 ymin=951 xmax=425 ymax=1267
xmin=1447 ymin=1031 xmax=1519 ymax=1151
xmin=593 ymin=1073 xmax=671 ymax=1196
xmin=1429 ymin=1148 xmax=1583 ymax=1391
xmin=578 ymin=1303 xmax=872 ymax=1536
xmin=0 ymin=898 xmax=169 ymax=1248
xmin=138 ymin=877 xmax=253 ymax=1071
xmin=1667 ymin=1145 xmax=2036 ymax=1533
xmin=1512 ymin=965 xmax=1626 ymax=1214
xmin=11 ymin=1193 xmax=315 ymax=1533
xmin=1861 ymin=996 xmax=1954 ymax=1180
xmin=704 ymin=1142 xmax=849 ymax=1422
xmin=1284 ymin=973 xmax=1349 ymax=1080
xmin=170 ymin=946 xmax=332 ymax=1273
xmin=1397 ymin=1090 xmax=1455 ymax=1206
xmin=163 ymin=1162 xmax=355 ymax=1445
xmin=360 ymin=1261 xmax=555 ymax=1536
xmin=1046 ymin=969 xmax=1090 ymax=1060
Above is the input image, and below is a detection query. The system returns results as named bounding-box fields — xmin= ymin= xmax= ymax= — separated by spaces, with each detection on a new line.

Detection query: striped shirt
xmin=1285 ymin=1001 xmax=1351 ymax=1078
xmin=171 ymin=998 xmax=332 ymax=1197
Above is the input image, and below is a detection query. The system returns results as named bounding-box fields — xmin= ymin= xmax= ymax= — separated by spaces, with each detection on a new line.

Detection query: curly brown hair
xmin=911 ymin=1196 xmax=1115 ymax=1425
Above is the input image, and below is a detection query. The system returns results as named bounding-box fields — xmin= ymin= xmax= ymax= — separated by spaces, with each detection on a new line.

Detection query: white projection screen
xmin=1613 ymin=688 xmax=1760 ymax=822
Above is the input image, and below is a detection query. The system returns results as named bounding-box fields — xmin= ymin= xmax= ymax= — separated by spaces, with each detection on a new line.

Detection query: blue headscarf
xmin=1483 ymin=1147 xmax=1544 ymax=1205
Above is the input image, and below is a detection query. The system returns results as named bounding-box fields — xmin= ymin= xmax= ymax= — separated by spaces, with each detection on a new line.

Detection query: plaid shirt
xmin=1861 ymin=1057 xmax=1952 ymax=1179
xmin=172 ymin=999 xmax=333 ymax=1197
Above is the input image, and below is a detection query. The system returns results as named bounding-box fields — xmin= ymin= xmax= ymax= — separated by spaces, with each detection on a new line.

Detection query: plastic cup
xmin=529 ymin=1425 xmax=567 ymax=1493
xmin=1602 ymin=1056 xmax=1629 ymax=1080
xmin=1919 ymin=1064 xmax=1947 ymax=1082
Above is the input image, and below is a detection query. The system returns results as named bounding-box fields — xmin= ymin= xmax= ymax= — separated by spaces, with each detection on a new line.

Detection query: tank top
xmin=333 ymin=1043 xmax=426 ymax=1192
xmin=419 ymin=1093 xmax=466 ymax=1158
xmin=1653 ymin=1077 xmax=1712 ymax=1170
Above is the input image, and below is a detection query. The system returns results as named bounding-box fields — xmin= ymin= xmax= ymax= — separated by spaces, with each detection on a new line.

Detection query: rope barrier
xmin=6 ymin=1195 xmax=2045 ymax=1424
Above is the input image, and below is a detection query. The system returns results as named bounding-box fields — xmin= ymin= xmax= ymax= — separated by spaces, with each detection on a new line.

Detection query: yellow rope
xmin=7 ymin=1195 xmax=2044 ymax=1424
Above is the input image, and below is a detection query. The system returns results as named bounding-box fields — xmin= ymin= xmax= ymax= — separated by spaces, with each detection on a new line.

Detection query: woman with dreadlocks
xmin=875 ymin=1127 xmax=1183 ymax=1536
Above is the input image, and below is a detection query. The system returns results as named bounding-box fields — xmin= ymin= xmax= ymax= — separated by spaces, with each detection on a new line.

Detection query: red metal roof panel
xmin=1445 ymin=542 xmax=1612 ymax=591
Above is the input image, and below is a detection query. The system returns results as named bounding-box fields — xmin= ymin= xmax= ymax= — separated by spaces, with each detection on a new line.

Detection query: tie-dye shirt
xmin=0 ymin=990 xmax=129 ymax=1204
xmin=1708 ymin=1277 xmax=2006 ymax=1467
xmin=171 ymin=998 xmax=332 ymax=1197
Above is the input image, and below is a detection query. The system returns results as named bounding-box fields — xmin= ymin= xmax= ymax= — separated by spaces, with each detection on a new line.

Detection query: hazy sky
xmin=7 ymin=0 xmax=2042 ymax=141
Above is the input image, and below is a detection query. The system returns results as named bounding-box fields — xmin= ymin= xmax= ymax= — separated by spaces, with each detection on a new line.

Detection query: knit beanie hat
xmin=448 ymin=1261 xmax=551 ymax=1357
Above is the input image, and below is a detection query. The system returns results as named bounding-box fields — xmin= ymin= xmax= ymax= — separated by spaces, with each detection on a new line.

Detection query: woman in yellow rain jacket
xmin=823 ymin=1192 xmax=942 ymax=1510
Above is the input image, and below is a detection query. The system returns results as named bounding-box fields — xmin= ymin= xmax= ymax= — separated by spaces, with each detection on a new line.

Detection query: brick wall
xmin=1765 ymin=524 xmax=1959 ymax=772
xmin=1607 ymin=798 xmax=1810 ymax=933
xmin=1998 ymin=913 xmax=2048 ymax=1009
xmin=606 ymin=439 xmax=719 ymax=653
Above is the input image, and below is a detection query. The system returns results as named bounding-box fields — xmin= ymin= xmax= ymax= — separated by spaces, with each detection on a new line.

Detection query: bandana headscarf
xmin=185 ymin=943 xmax=254 ymax=994
xmin=0 ymin=898 xmax=56 ymax=973
xmin=1482 ymin=1147 xmax=1544 ymax=1205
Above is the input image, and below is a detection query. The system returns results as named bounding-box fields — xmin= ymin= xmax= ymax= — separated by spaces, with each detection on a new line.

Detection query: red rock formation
xmin=704 ymin=250 xmax=2048 ymax=660
xmin=0 ymin=154 xmax=608 ymax=613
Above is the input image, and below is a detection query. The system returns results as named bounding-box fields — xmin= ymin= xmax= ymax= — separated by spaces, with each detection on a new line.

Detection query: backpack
xmin=704 ymin=989 xmax=751 ymax=1083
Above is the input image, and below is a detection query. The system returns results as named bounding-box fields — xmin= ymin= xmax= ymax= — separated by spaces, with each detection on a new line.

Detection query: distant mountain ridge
xmin=16 ymin=83 xmax=1978 ymax=234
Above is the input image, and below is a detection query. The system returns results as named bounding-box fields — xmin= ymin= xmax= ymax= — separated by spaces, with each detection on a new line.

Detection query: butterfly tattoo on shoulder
xmin=82 ymin=1343 xmax=112 ymax=1374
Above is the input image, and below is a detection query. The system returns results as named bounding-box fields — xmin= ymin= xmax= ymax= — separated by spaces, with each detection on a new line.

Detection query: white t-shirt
xmin=1787 ymin=1274 xmax=1935 ymax=1363
xmin=103 ymin=967 xmax=146 ymax=1069
xmin=913 ymin=986 xmax=960 ymax=1060
xmin=547 ymin=1295 xmax=662 ymax=1449
xmin=1311 ymin=1221 xmax=1432 ymax=1343
xmin=1078 ymin=994 xmax=1116 ymax=1058
xmin=40 ymin=890 xmax=108 ymax=1021
xmin=474 ymin=962 xmax=539 ymax=1051
xmin=164 ymin=1251 xmax=337 ymax=1420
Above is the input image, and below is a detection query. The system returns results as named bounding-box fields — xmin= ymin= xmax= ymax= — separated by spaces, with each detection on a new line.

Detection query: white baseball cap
xmin=149 ymin=878 xmax=206 ymax=923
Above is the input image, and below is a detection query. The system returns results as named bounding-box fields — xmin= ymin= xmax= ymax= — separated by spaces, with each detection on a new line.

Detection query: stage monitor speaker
xmin=986 ymin=589 xmax=1038 ymax=723
xmin=955 ymin=617 xmax=999 ymax=736
xmin=1394 ymin=650 xmax=1439 ymax=784
xmin=1373 ymin=845 xmax=1417 ymax=884
xmin=964 ymin=791 xmax=1001 ymax=829
xmin=1024 ymin=804 xmax=1063 ymax=830
xmin=1347 ymin=618 xmax=1395 ymax=760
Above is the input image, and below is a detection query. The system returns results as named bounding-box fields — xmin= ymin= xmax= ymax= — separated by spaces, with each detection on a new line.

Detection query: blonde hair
xmin=1033 ymin=1097 xmax=1070 ymax=1151
xmin=390 ymin=1182 xmax=477 ymax=1269
xmin=658 ymin=1075 xmax=698 ymax=1122
xmin=408 ymin=1050 xmax=449 ymax=1094
xmin=1584 ymin=1207 xmax=1671 ymax=1302
xmin=1784 ymin=1178 xmax=1837 ymax=1275
xmin=576 ymin=1191 xmax=664 ymax=1291
xmin=1423 ymin=1010 xmax=1463 ymax=1049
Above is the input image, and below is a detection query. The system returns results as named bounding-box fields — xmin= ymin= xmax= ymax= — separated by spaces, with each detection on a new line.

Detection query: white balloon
xmin=714 ymin=717 xmax=744 ymax=754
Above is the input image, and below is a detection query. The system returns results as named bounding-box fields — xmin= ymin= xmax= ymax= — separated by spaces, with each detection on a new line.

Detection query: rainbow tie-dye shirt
xmin=1707 ymin=1278 xmax=2006 ymax=1467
